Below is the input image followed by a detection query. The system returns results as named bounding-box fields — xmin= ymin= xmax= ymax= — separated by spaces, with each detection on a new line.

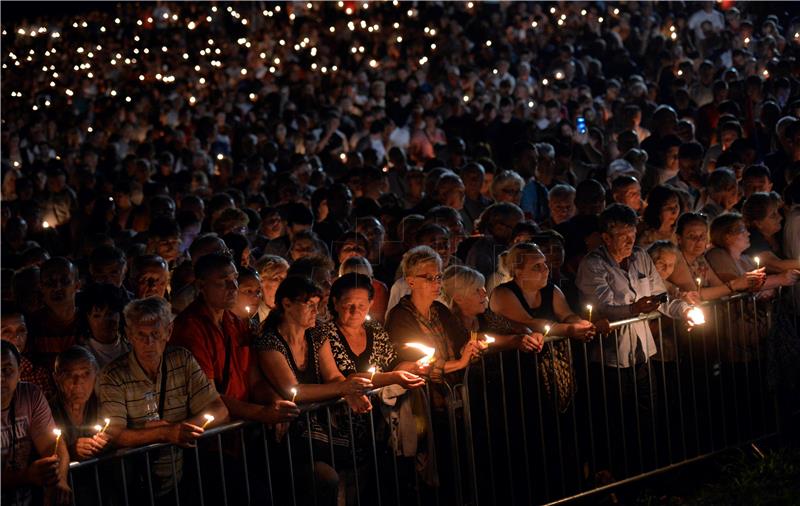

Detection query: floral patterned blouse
xmin=311 ymin=319 xmax=400 ymax=377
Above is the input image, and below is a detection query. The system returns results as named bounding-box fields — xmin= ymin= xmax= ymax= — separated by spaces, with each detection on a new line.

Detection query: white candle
xmin=53 ymin=428 xmax=62 ymax=455
xmin=201 ymin=414 xmax=215 ymax=429
xmin=368 ymin=366 xmax=377 ymax=381
xmin=290 ymin=387 xmax=298 ymax=402
xmin=754 ymin=256 xmax=761 ymax=268
xmin=585 ymin=304 xmax=593 ymax=321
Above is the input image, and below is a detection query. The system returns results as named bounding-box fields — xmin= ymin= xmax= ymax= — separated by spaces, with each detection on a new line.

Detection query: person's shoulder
xmin=101 ymin=351 xmax=133 ymax=378
xmin=14 ymin=381 xmax=45 ymax=401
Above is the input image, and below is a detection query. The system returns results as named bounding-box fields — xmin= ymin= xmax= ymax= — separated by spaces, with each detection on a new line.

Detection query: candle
xmin=687 ymin=307 xmax=706 ymax=326
xmin=543 ymin=325 xmax=551 ymax=337
xmin=368 ymin=366 xmax=377 ymax=381
xmin=290 ymin=387 xmax=298 ymax=402
xmin=42 ymin=220 xmax=50 ymax=229
xmin=585 ymin=304 xmax=593 ymax=321
xmin=406 ymin=343 xmax=436 ymax=365
xmin=201 ymin=414 xmax=215 ymax=428
xmin=53 ymin=428 xmax=62 ymax=455
xmin=754 ymin=256 xmax=761 ymax=268
xmin=483 ymin=334 xmax=496 ymax=345
xmin=101 ymin=417 xmax=110 ymax=433
xmin=365 ymin=314 xmax=372 ymax=321
xmin=93 ymin=424 xmax=103 ymax=433
xmin=696 ymin=277 xmax=703 ymax=291
xmin=245 ymin=305 xmax=251 ymax=314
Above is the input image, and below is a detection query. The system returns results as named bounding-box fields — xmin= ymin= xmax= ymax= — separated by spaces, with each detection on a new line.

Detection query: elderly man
xmin=577 ymin=204 xmax=695 ymax=474
xmin=98 ymin=296 xmax=228 ymax=501
xmin=171 ymin=253 xmax=299 ymax=424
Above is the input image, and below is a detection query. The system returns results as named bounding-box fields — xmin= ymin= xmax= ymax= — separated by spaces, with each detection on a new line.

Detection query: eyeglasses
xmin=415 ymin=274 xmax=443 ymax=283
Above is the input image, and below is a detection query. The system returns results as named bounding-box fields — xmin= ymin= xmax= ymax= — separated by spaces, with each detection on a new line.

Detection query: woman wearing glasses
xmin=386 ymin=246 xmax=485 ymax=382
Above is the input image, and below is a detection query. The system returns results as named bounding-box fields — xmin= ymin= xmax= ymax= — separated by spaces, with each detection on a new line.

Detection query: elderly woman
xmin=385 ymin=246 xmax=484 ymax=381
xmin=49 ymin=346 xmax=110 ymax=461
xmin=637 ymin=185 xmax=683 ymax=248
xmin=255 ymin=254 xmax=289 ymax=322
xmin=742 ymin=192 xmax=800 ymax=272
xmin=443 ymin=265 xmax=544 ymax=353
xmin=317 ymin=273 xmax=425 ymax=386
xmin=705 ymin=213 xmax=797 ymax=292
xmin=491 ymin=170 xmax=526 ymax=206
xmin=1 ymin=340 xmax=71 ymax=505
xmin=254 ymin=276 xmax=373 ymax=506
xmin=668 ymin=212 xmax=762 ymax=300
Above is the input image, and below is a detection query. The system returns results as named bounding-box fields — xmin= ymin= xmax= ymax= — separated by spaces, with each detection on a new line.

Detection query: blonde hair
xmin=505 ymin=242 xmax=544 ymax=278
xmin=442 ymin=265 xmax=485 ymax=308
xmin=256 ymin=254 xmax=290 ymax=279
xmin=401 ymin=245 xmax=442 ymax=278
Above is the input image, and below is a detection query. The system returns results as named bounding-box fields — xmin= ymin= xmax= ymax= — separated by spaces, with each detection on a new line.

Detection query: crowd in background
xmin=2 ymin=1 xmax=800 ymax=504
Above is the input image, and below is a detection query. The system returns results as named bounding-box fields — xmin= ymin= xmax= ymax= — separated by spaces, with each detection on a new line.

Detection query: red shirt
xmin=170 ymin=298 xmax=252 ymax=402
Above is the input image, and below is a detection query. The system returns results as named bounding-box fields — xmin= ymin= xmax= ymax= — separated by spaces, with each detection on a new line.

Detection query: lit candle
xmin=201 ymin=414 xmax=215 ymax=428
xmin=365 ymin=314 xmax=372 ymax=321
xmin=101 ymin=417 xmax=110 ymax=433
xmin=290 ymin=387 xmax=298 ymax=402
xmin=686 ymin=307 xmax=706 ymax=326
xmin=543 ymin=325 xmax=551 ymax=337
xmin=585 ymin=304 xmax=593 ymax=321
xmin=53 ymin=428 xmax=62 ymax=455
xmin=245 ymin=306 xmax=251 ymax=314
xmin=368 ymin=366 xmax=377 ymax=381
xmin=93 ymin=424 xmax=102 ymax=433
xmin=754 ymin=256 xmax=761 ymax=268
xmin=483 ymin=334 xmax=496 ymax=345
xmin=42 ymin=220 xmax=50 ymax=229
xmin=406 ymin=343 xmax=436 ymax=365
xmin=696 ymin=277 xmax=703 ymax=291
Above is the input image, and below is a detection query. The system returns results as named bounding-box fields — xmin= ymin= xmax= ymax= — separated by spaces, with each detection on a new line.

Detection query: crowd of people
xmin=2 ymin=1 xmax=800 ymax=504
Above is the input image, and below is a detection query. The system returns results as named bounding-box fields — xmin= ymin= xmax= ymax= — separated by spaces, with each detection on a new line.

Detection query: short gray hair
xmin=548 ymin=184 xmax=575 ymax=201
xmin=123 ymin=296 xmax=173 ymax=328
xmin=442 ymin=265 xmax=485 ymax=307
xmin=339 ymin=256 xmax=373 ymax=277
xmin=401 ymin=246 xmax=442 ymax=278
xmin=491 ymin=170 xmax=525 ymax=200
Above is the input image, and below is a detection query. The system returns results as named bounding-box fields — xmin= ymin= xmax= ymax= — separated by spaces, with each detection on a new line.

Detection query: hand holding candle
xmin=368 ymin=366 xmax=377 ymax=381
xmin=585 ymin=304 xmax=593 ymax=321
xmin=686 ymin=306 xmax=706 ymax=328
xmin=290 ymin=387 xmax=298 ymax=403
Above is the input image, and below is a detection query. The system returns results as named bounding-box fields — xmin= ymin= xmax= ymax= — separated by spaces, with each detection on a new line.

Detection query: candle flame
xmin=483 ymin=334 xmax=496 ymax=344
xmin=687 ymin=307 xmax=706 ymax=326
xmin=754 ymin=256 xmax=761 ymax=267
xmin=201 ymin=413 xmax=215 ymax=428
xmin=544 ymin=325 xmax=551 ymax=336
xmin=42 ymin=220 xmax=50 ymax=228
xmin=53 ymin=428 xmax=61 ymax=437
xmin=94 ymin=424 xmax=103 ymax=432
xmin=245 ymin=306 xmax=251 ymax=313
xmin=368 ymin=366 xmax=376 ymax=374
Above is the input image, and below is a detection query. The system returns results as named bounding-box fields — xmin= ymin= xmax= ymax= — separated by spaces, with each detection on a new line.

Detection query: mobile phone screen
xmin=576 ymin=116 xmax=587 ymax=135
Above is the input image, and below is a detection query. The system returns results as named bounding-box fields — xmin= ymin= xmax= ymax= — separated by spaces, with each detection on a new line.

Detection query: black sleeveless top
xmin=497 ymin=281 xmax=558 ymax=322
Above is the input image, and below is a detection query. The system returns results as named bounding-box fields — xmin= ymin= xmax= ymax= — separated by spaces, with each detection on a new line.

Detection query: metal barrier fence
xmin=68 ymin=289 xmax=797 ymax=506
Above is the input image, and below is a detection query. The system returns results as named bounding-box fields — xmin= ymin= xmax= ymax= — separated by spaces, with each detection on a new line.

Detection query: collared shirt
xmin=577 ymin=246 xmax=688 ymax=368
xmin=170 ymin=298 xmax=252 ymax=402
xmin=98 ymin=347 xmax=219 ymax=496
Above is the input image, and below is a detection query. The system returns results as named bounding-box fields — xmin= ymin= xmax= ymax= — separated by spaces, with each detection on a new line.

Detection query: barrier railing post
xmin=285 ymin=422 xmax=298 ymax=506
xmin=457 ymin=381 xmax=480 ymax=506
xmin=626 ymin=330 xmax=644 ymax=475
xmin=533 ymin=353 xmax=550 ymax=501
xmin=368 ymin=407 xmax=383 ymax=506
xmin=239 ymin=427 xmax=251 ymax=506
xmin=497 ymin=352 xmax=516 ymax=505
xmin=581 ymin=342 xmax=597 ymax=477
xmin=549 ymin=344 xmax=566 ymax=496
xmin=120 ymin=457 xmax=130 ymax=506
xmin=347 ymin=407 xmax=361 ymax=506
xmin=192 ymin=446 xmax=205 ymax=506
xmin=725 ymin=299 xmax=741 ymax=444
xmin=712 ymin=303 xmax=729 ymax=448
xmin=169 ymin=446 xmax=181 ymax=506
xmin=515 ymin=350 xmax=533 ymax=504
xmin=304 ymin=412 xmax=319 ymax=506
xmin=479 ymin=355 xmax=498 ymax=505
xmin=656 ymin=316 xmax=672 ymax=465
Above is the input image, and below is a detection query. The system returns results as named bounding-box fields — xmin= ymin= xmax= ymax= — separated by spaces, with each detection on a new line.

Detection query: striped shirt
xmin=98 ymin=346 xmax=219 ymax=496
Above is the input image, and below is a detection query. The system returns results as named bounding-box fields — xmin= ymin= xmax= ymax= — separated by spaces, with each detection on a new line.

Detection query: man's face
xmin=548 ymin=195 xmax=576 ymax=225
xmin=602 ymin=223 xmax=637 ymax=260
xmin=613 ymin=183 xmax=642 ymax=212
xmin=135 ymin=265 xmax=169 ymax=299
xmin=1 ymin=315 xmax=28 ymax=352
xmin=56 ymin=359 xmax=97 ymax=406
xmin=91 ymin=261 xmax=126 ymax=288
xmin=742 ymin=176 xmax=772 ymax=198
xmin=40 ymin=265 xmax=78 ymax=309
xmin=439 ymin=181 xmax=466 ymax=210
xmin=462 ymin=171 xmax=484 ymax=197
xmin=197 ymin=262 xmax=239 ymax=311
xmin=151 ymin=236 xmax=181 ymax=263
xmin=129 ymin=319 xmax=172 ymax=366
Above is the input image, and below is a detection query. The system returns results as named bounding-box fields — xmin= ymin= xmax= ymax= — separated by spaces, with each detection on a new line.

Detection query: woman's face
xmin=1 ymin=315 xmax=28 ymax=352
xmin=726 ymin=221 xmax=751 ymax=253
xmin=755 ymin=203 xmax=782 ymax=237
xmin=454 ymin=285 xmax=488 ymax=318
xmin=659 ymin=196 xmax=681 ymax=229
xmin=514 ymin=252 xmax=550 ymax=291
xmin=284 ymin=296 xmax=321 ymax=329
xmin=56 ymin=359 xmax=96 ymax=406
xmin=338 ymin=240 xmax=367 ymax=264
xmin=678 ymin=222 xmax=709 ymax=258
xmin=334 ymin=288 xmax=372 ymax=328
xmin=290 ymin=238 xmax=316 ymax=261
xmin=1 ymin=351 xmax=20 ymax=407
xmin=261 ymin=268 xmax=288 ymax=308
xmin=261 ymin=213 xmax=284 ymax=240
xmin=87 ymin=306 xmax=121 ymax=344
xmin=237 ymin=277 xmax=263 ymax=315
xmin=407 ymin=261 xmax=443 ymax=301
xmin=653 ymin=251 xmax=677 ymax=280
